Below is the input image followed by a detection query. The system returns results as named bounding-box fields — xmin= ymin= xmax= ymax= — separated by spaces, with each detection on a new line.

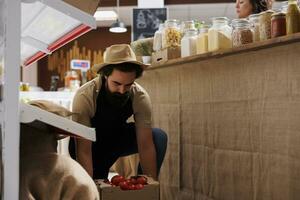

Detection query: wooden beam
xmin=165 ymin=0 xmax=235 ymax=4
xmin=99 ymin=0 xmax=137 ymax=7
xmin=98 ymin=0 xmax=236 ymax=7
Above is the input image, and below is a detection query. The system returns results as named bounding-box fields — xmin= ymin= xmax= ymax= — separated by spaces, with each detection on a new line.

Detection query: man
xmin=72 ymin=44 xmax=167 ymax=180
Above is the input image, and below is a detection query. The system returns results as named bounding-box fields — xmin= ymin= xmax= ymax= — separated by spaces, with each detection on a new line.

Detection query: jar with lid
xmin=281 ymin=0 xmax=300 ymax=13
xmin=286 ymin=0 xmax=300 ymax=34
xmin=65 ymin=70 xmax=79 ymax=88
xmin=162 ymin=19 xmax=181 ymax=49
xmin=271 ymin=12 xmax=286 ymax=38
xmin=153 ymin=23 xmax=164 ymax=52
xmin=259 ymin=10 xmax=275 ymax=41
xmin=232 ymin=19 xmax=253 ymax=47
xmin=196 ymin=25 xmax=210 ymax=54
xmin=180 ymin=20 xmax=196 ymax=35
xmin=248 ymin=13 xmax=260 ymax=42
xmin=281 ymin=1 xmax=289 ymax=13
xmin=181 ymin=29 xmax=198 ymax=58
xmin=208 ymin=17 xmax=232 ymax=52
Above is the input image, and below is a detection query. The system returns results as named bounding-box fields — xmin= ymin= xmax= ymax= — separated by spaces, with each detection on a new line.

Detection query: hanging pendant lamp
xmin=109 ymin=0 xmax=127 ymax=33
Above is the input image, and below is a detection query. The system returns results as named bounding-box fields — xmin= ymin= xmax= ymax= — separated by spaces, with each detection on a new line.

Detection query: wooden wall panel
xmin=98 ymin=0 xmax=235 ymax=7
xmin=137 ymin=38 xmax=300 ymax=200
xmin=38 ymin=27 xmax=132 ymax=90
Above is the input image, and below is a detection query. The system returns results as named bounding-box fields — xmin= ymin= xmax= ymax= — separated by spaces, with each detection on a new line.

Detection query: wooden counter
xmin=137 ymin=33 xmax=300 ymax=200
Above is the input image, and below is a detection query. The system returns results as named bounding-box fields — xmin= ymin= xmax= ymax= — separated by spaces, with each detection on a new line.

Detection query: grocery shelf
xmin=20 ymin=101 xmax=96 ymax=141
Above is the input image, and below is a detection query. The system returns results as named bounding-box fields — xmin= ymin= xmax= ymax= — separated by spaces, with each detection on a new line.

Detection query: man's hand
xmin=76 ymin=138 xmax=93 ymax=178
xmin=135 ymin=126 xmax=157 ymax=180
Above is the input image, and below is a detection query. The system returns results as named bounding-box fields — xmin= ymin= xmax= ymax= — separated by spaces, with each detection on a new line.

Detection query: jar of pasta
xmin=208 ymin=17 xmax=232 ymax=52
xmin=248 ymin=13 xmax=260 ymax=42
xmin=232 ymin=19 xmax=253 ymax=47
xmin=259 ymin=10 xmax=274 ymax=41
xmin=162 ymin=19 xmax=181 ymax=49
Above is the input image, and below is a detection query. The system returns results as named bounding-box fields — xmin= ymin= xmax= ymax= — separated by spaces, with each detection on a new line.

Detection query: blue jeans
xmin=121 ymin=128 xmax=168 ymax=176
xmin=92 ymin=125 xmax=168 ymax=179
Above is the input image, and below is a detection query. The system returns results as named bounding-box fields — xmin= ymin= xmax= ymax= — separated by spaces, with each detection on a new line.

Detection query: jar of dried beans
xmin=232 ymin=19 xmax=253 ymax=47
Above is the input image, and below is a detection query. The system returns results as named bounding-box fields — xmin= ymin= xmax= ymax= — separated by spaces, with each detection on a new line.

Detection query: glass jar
xmin=286 ymin=0 xmax=300 ymax=34
xmin=232 ymin=19 xmax=253 ymax=47
xmin=281 ymin=1 xmax=289 ymax=13
xmin=259 ymin=10 xmax=275 ymax=41
xmin=196 ymin=25 xmax=210 ymax=54
xmin=181 ymin=29 xmax=198 ymax=58
xmin=248 ymin=13 xmax=260 ymax=42
xmin=19 ymin=82 xmax=30 ymax=91
xmin=281 ymin=0 xmax=300 ymax=13
xmin=180 ymin=20 xmax=196 ymax=35
xmin=162 ymin=19 xmax=181 ymax=49
xmin=65 ymin=70 xmax=79 ymax=88
xmin=208 ymin=17 xmax=232 ymax=52
xmin=271 ymin=12 xmax=286 ymax=38
xmin=153 ymin=23 xmax=164 ymax=52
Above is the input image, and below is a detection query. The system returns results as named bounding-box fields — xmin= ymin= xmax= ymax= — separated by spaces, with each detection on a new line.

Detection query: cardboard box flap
xmin=63 ymin=0 xmax=99 ymax=15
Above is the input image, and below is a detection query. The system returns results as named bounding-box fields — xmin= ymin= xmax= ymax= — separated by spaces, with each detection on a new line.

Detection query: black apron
xmin=90 ymin=77 xmax=138 ymax=178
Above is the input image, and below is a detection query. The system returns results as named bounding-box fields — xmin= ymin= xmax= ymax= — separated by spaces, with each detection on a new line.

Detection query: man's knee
xmin=152 ymin=128 xmax=168 ymax=144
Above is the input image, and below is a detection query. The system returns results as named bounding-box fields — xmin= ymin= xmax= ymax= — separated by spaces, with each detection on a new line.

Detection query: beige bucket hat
xmin=93 ymin=44 xmax=148 ymax=73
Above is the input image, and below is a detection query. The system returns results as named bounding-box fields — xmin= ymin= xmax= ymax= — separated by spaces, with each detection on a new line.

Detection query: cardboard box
xmin=151 ymin=47 xmax=181 ymax=64
xmin=95 ymin=177 xmax=159 ymax=200
xmin=63 ymin=0 xmax=99 ymax=15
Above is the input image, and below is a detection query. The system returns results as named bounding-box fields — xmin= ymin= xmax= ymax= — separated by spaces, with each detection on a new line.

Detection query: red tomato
xmin=111 ymin=175 xmax=125 ymax=186
xmin=128 ymin=184 xmax=136 ymax=190
xmin=136 ymin=176 xmax=147 ymax=185
xmin=119 ymin=181 xmax=130 ymax=190
xmin=134 ymin=183 xmax=144 ymax=190
xmin=129 ymin=177 xmax=138 ymax=185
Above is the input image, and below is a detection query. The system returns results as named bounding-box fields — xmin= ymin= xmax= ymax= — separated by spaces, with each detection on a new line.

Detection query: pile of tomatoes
xmin=104 ymin=175 xmax=148 ymax=190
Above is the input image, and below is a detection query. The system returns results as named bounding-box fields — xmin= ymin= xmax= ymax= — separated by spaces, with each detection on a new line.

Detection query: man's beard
xmin=105 ymin=86 xmax=130 ymax=108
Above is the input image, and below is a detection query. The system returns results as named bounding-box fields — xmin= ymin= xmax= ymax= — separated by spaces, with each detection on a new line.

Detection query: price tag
xmin=70 ymin=59 xmax=90 ymax=72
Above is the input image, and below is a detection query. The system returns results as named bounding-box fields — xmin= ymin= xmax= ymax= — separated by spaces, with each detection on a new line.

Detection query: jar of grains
xmin=162 ymin=19 xmax=181 ymax=49
xmin=196 ymin=25 xmax=210 ymax=54
xmin=208 ymin=17 xmax=232 ymax=52
xmin=286 ymin=0 xmax=300 ymax=34
xmin=232 ymin=19 xmax=253 ymax=47
xmin=181 ymin=29 xmax=198 ymax=57
xmin=259 ymin=10 xmax=275 ymax=41
xmin=248 ymin=13 xmax=260 ymax=42
xmin=271 ymin=12 xmax=286 ymax=38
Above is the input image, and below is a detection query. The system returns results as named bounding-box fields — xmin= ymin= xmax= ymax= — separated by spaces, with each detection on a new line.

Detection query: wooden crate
xmin=151 ymin=47 xmax=181 ymax=64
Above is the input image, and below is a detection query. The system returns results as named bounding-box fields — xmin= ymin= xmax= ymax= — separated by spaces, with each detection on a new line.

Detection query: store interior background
xmin=22 ymin=0 xmax=283 ymax=90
